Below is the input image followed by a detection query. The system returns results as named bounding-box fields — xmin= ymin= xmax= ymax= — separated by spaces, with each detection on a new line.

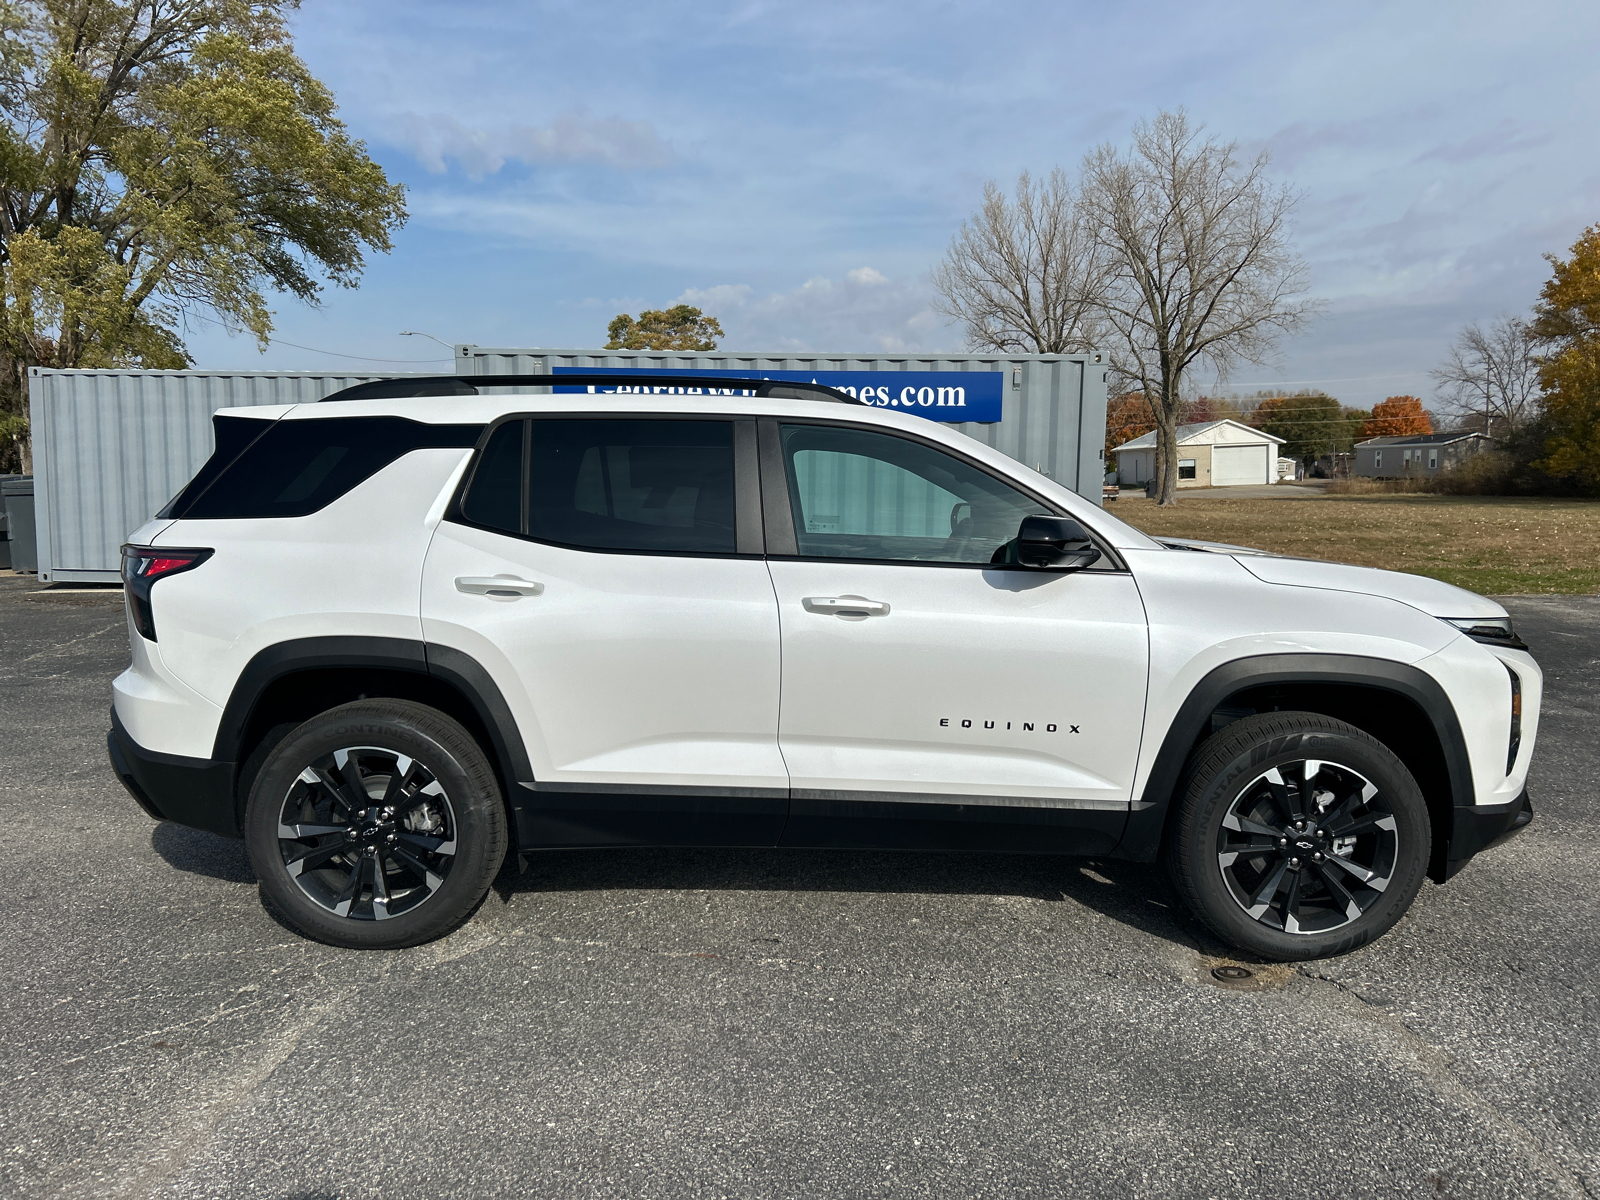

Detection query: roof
xmin=1355 ymin=431 xmax=1490 ymax=447
xmin=1111 ymin=419 xmax=1286 ymax=453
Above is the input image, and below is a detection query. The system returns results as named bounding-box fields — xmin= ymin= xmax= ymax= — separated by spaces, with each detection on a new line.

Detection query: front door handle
xmin=802 ymin=595 xmax=890 ymax=616
xmin=455 ymin=575 xmax=544 ymax=598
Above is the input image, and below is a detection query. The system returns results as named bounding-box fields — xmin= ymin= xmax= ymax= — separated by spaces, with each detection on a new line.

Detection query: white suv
xmin=106 ymin=374 xmax=1539 ymax=959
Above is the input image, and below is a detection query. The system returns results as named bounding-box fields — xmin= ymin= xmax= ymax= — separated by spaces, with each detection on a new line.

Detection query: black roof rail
xmin=319 ymin=372 xmax=865 ymax=406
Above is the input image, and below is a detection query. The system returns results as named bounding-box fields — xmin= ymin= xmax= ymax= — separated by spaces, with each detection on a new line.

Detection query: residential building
xmin=1111 ymin=420 xmax=1288 ymax=488
xmin=1353 ymin=432 xmax=1492 ymax=479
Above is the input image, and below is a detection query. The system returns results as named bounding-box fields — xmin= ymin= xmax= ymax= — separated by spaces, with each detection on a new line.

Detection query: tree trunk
xmin=1154 ymin=365 xmax=1183 ymax=506
xmin=1 ymin=352 xmax=31 ymax=475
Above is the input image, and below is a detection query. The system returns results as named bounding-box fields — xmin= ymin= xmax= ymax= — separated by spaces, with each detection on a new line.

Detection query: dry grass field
xmin=1113 ymin=494 xmax=1600 ymax=595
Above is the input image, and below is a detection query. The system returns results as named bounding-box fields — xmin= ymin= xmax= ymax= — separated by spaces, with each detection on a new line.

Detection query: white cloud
xmin=395 ymin=110 xmax=673 ymax=178
xmin=675 ymin=269 xmax=954 ymax=353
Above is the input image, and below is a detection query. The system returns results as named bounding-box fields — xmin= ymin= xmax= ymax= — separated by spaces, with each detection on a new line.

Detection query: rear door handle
xmin=802 ymin=595 xmax=890 ymax=616
xmin=455 ymin=575 xmax=544 ymax=597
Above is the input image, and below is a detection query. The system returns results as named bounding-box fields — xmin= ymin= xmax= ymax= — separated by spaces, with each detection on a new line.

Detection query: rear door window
xmin=457 ymin=417 xmax=738 ymax=555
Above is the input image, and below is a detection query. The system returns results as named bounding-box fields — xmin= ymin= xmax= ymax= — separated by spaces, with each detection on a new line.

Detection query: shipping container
xmin=27 ymin=349 xmax=1108 ymax=583
xmin=27 ymin=369 xmax=421 ymax=582
xmin=456 ymin=346 xmax=1109 ymax=506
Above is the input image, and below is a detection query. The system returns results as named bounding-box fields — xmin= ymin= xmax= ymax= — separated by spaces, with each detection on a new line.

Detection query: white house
xmin=1112 ymin=420 xmax=1288 ymax=488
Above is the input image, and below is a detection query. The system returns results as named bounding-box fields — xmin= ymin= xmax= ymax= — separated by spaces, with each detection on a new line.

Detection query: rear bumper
xmin=1439 ymin=788 xmax=1533 ymax=882
xmin=107 ymin=708 xmax=240 ymax=838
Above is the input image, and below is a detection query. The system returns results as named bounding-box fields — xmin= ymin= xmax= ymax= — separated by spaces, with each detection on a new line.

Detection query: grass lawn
xmin=1112 ymin=494 xmax=1600 ymax=595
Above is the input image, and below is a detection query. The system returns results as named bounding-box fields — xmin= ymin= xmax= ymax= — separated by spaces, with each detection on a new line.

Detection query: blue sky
xmin=181 ymin=0 xmax=1600 ymax=410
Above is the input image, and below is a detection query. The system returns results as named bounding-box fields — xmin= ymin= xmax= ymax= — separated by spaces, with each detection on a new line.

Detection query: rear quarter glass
xmin=170 ymin=416 xmax=482 ymax=520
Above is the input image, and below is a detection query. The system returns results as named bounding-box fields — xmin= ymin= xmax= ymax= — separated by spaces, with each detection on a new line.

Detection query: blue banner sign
xmin=550 ymin=367 xmax=1003 ymax=423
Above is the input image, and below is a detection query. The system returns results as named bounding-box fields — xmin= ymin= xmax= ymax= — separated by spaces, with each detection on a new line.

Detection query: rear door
xmin=421 ymin=414 xmax=787 ymax=846
xmin=760 ymin=418 xmax=1149 ymax=853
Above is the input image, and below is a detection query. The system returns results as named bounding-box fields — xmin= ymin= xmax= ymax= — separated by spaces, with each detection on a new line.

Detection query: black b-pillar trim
xmin=756 ymin=418 xmax=798 ymax=556
xmin=1112 ymin=653 xmax=1476 ymax=865
xmin=732 ymin=418 xmax=765 ymax=556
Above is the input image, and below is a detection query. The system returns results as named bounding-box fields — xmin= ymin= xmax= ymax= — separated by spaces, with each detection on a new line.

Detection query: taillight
xmin=120 ymin=545 xmax=213 ymax=641
xmin=1506 ymin=664 xmax=1522 ymax=775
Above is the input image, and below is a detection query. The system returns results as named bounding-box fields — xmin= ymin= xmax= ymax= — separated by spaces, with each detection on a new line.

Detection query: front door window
xmin=778 ymin=423 xmax=1049 ymax=564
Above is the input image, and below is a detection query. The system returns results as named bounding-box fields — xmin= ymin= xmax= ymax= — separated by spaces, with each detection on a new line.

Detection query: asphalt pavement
xmin=1 ymin=572 xmax=1595 ymax=1199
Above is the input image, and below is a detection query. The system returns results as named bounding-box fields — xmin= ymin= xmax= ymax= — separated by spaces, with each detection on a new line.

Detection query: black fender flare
xmin=213 ymin=636 xmax=535 ymax=830
xmin=1113 ymin=653 xmax=1474 ymax=864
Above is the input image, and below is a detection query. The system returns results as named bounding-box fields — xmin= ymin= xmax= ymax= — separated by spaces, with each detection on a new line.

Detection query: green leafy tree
xmin=1249 ymin=392 xmax=1362 ymax=461
xmin=0 ymin=0 xmax=407 ymax=470
xmin=605 ymin=304 xmax=723 ymax=352
xmin=1530 ymin=225 xmax=1600 ymax=489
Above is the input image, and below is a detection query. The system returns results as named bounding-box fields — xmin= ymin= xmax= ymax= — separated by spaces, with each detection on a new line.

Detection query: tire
xmin=1166 ymin=711 xmax=1431 ymax=961
xmin=244 ymin=699 xmax=508 ymax=949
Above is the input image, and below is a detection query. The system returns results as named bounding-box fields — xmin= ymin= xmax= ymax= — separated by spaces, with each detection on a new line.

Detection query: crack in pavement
xmin=107 ymin=986 xmax=356 ymax=1200
xmin=0 ymin=621 xmax=123 ymax=678
xmin=1295 ymin=967 xmax=1596 ymax=1200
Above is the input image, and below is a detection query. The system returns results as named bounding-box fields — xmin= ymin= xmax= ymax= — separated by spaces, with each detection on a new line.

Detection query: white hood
xmin=1153 ymin=537 xmax=1506 ymax=619
xmin=1237 ymin=555 xmax=1506 ymax=619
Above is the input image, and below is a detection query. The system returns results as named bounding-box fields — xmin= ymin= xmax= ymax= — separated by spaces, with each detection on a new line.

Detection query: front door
xmin=760 ymin=418 xmax=1149 ymax=853
xmin=422 ymin=414 xmax=787 ymax=846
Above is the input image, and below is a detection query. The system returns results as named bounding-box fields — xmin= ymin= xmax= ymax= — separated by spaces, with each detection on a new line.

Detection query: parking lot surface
xmin=1 ymin=572 xmax=1595 ymax=1199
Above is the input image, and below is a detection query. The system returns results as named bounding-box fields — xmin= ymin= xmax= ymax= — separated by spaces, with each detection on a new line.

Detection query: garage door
xmin=1212 ymin=444 xmax=1269 ymax=486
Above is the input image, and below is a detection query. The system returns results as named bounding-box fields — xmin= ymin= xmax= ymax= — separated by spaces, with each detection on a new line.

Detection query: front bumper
xmin=107 ymin=708 xmax=240 ymax=838
xmin=1439 ymin=788 xmax=1534 ymax=881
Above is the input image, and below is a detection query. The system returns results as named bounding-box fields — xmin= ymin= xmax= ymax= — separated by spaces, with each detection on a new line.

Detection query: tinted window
xmin=779 ymin=423 xmax=1048 ymax=563
xmin=522 ymin=419 xmax=736 ymax=554
xmin=158 ymin=415 xmax=274 ymax=518
xmin=461 ymin=421 xmax=524 ymax=534
xmin=173 ymin=416 xmax=481 ymax=520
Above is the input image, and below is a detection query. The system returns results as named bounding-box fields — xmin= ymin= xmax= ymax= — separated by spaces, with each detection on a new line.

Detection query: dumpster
xmin=2 ymin=475 xmax=36 ymax=573
xmin=0 ymin=473 xmax=14 ymax=569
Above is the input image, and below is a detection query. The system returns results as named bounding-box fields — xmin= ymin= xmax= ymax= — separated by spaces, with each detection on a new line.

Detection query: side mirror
xmin=1016 ymin=515 xmax=1102 ymax=571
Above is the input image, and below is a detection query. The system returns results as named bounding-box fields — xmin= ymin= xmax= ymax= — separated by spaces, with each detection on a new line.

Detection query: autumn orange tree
xmin=1181 ymin=395 xmax=1243 ymax=425
xmin=1358 ymin=396 xmax=1433 ymax=439
xmin=1104 ymin=392 xmax=1155 ymax=455
xmin=1530 ymin=226 xmax=1600 ymax=488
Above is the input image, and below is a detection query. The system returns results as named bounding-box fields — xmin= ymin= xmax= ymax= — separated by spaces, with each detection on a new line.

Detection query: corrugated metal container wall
xmin=454 ymin=347 xmax=1109 ymax=505
xmin=27 ymin=369 xmax=421 ymax=582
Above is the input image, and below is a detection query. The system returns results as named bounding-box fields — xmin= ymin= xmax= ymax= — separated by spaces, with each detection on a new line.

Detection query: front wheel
xmin=244 ymin=700 xmax=508 ymax=949
xmin=1167 ymin=712 xmax=1431 ymax=961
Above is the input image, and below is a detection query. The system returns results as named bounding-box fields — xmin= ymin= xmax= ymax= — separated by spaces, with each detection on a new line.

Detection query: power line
xmin=264 ymin=336 xmax=453 ymax=363
xmin=1107 ymin=416 xmax=1429 ymax=432
xmin=1200 ymin=371 xmax=1432 ymax=388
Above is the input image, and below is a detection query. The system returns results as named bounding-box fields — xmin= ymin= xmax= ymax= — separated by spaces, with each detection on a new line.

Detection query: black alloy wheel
xmin=1217 ymin=759 xmax=1398 ymax=936
xmin=245 ymin=700 xmax=507 ymax=949
xmin=1168 ymin=711 xmax=1430 ymax=961
xmin=275 ymin=746 xmax=458 ymax=923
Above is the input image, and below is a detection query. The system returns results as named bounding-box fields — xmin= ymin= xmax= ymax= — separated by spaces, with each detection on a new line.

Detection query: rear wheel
xmin=244 ymin=700 xmax=507 ymax=949
xmin=1167 ymin=712 xmax=1431 ymax=961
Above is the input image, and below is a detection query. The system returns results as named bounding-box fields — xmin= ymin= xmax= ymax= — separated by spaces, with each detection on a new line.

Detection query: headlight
xmin=1444 ymin=616 xmax=1528 ymax=651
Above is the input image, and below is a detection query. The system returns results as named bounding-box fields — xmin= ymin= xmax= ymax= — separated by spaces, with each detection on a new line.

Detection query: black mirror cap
xmin=1016 ymin=515 xmax=1102 ymax=571
xmin=1018 ymin=515 xmax=1089 ymax=544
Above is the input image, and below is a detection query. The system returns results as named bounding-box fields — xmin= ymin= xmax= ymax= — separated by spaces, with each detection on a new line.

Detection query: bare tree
xmin=1079 ymin=111 xmax=1318 ymax=504
xmin=1430 ymin=316 xmax=1542 ymax=436
xmin=932 ymin=169 xmax=1107 ymax=352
